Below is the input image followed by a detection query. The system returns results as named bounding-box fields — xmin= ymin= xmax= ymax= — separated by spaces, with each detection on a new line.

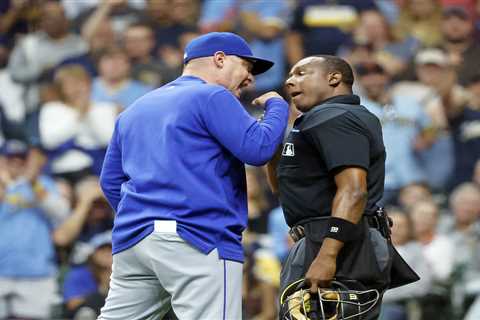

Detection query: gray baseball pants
xmin=98 ymin=220 xmax=243 ymax=320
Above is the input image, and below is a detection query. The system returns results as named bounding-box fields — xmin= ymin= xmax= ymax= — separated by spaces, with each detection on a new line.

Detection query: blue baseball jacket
xmin=100 ymin=75 xmax=288 ymax=262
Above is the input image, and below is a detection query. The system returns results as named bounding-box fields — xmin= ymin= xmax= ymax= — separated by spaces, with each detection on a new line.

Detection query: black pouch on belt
xmin=302 ymin=217 xmax=391 ymax=290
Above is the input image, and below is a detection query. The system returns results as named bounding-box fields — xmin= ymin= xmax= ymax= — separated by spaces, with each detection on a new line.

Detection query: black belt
xmin=289 ymin=208 xmax=392 ymax=243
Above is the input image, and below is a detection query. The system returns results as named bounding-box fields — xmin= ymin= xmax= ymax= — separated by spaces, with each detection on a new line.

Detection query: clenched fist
xmin=252 ymin=91 xmax=285 ymax=107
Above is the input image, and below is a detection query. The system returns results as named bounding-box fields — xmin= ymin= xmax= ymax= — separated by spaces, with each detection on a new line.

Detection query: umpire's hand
xmin=305 ymin=238 xmax=341 ymax=293
xmin=252 ymin=91 xmax=285 ymax=107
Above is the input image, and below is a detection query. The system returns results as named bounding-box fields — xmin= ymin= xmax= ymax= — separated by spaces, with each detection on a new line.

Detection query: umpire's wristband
xmin=325 ymin=217 xmax=362 ymax=243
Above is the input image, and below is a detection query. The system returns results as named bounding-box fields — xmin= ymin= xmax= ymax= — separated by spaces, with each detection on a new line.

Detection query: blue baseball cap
xmin=183 ymin=32 xmax=274 ymax=75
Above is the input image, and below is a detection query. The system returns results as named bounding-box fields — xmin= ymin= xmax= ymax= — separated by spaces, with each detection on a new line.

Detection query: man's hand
xmin=77 ymin=179 xmax=104 ymax=207
xmin=252 ymin=91 xmax=284 ymax=107
xmin=305 ymin=240 xmax=340 ymax=293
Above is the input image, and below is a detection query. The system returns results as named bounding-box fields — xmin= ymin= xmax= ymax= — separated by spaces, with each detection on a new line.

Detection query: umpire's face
xmin=285 ymin=57 xmax=333 ymax=112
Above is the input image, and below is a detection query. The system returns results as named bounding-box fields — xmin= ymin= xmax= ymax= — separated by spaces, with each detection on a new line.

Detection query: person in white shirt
xmin=381 ymin=208 xmax=433 ymax=320
xmin=39 ymin=64 xmax=118 ymax=184
xmin=410 ymin=200 xmax=454 ymax=282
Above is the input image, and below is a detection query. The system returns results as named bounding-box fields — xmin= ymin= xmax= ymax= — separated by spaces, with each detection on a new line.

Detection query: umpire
xmin=269 ymin=55 xmax=413 ymax=319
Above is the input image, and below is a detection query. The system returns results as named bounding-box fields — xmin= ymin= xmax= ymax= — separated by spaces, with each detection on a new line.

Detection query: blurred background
xmin=0 ymin=0 xmax=479 ymax=319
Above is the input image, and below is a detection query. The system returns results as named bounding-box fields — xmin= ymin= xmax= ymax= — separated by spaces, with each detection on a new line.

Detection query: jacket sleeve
xmin=100 ymin=119 xmax=128 ymax=211
xmin=8 ymin=36 xmax=44 ymax=83
xmin=202 ymin=89 xmax=289 ymax=166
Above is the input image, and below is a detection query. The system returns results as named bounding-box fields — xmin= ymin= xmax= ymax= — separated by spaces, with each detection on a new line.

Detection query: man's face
xmin=60 ymin=75 xmax=91 ymax=104
xmin=41 ymin=2 xmax=68 ymax=39
xmin=416 ymin=63 xmax=456 ymax=93
xmin=89 ymin=20 xmax=115 ymax=53
xmin=442 ymin=15 xmax=473 ymax=43
xmin=99 ymin=53 xmax=131 ymax=82
xmin=358 ymin=72 xmax=388 ymax=101
xmin=124 ymin=26 xmax=154 ymax=60
xmin=285 ymin=57 xmax=331 ymax=112
xmin=410 ymin=202 xmax=438 ymax=236
xmin=218 ymin=55 xmax=253 ymax=98
xmin=452 ymin=192 xmax=480 ymax=226
xmin=409 ymin=0 xmax=437 ymax=17
xmin=6 ymin=154 xmax=27 ymax=179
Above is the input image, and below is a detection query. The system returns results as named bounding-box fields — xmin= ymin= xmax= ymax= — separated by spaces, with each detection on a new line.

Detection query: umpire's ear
xmin=328 ymin=71 xmax=342 ymax=87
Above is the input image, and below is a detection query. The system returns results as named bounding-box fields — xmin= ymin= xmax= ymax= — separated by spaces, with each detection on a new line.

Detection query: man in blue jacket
xmin=98 ymin=32 xmax=289 ymax=320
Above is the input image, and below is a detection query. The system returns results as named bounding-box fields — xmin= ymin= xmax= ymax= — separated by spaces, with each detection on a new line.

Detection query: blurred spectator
xmin=198 ymin=0 xmax=235 ymax=33
xmin=62 ymin=231 xmax=112 ymax=319
xmin=394 ymin=0 xmax=443 ymax=47
xmin=123 ymin=22 xmax=177 ymax=87
xmin=403 ymin=50 xmax=459 ymax=190
xmin=244 ymin=166 xmax=278 ymax=320
xmin=465 ymin=294 xmax=480 ymax=320
xmin=391 ymin=52 xmax=457 ymax=192
xmin=238 ymin=0 xmax=289 ymax=95
xmin=147 ymin=0 xmax=199 ymax=71
xmin=355 ymin=61 xmax=433 ymax=204
xmin=340 ymin=9 xmax=419 ymax=77
xmin=53 ymin=177 xmax=113 ymax=254
xmin=473 ymin=159 xmax=480 ymax=185
xmin=286 ymin=0 xmax=376 ymax=66
xmin=246 ymin=167 xmax=271 ymax=238
xmin=75 ymin=0 xmax=143 ymax=37
xmin=62 ymin=0 xmax=145 ymax=20
xmin=58 ymin=17 xmax=116 ymax=78
xmin=0 ymin=140 xmax=70 ymax=319
xmin=410 ymin=200 xmax=454 ymax=282
xmin=374 ymin=0 xmax=401 ymax=24
xmin=440 ymin=5 xmax=480 ymax=86
xmin=0 ymin=0 xmax=42 ymax=42
xmin=381 ymin=208 xmax=433 ymax=320
xmin=415 ymin=48 xmax=480 ymax=189
xmin=466 ymin=72 xmax=480 ymax=109
xmin=7 ymin=1 xmax=88 ymax=114
xmin=0 ymin=38 xmax=28 ymax=139
xmin=445 ymin=183 xmax=480 ymax=316
xmin=39 ymin=65 xmax=117 ymax=183
xmin=91 ymin=46 xmax=153 ymax=109
xmin=408 ymin=50 xmax=459 ymax=131
xmin=395 ymin=50 xmax=447 ymax=128
xmin=409 ymin=200 xmax=455 ymax=319
xmin=244 ymin=245 xmax=280 ymax=320
xmin=267 ymin=206 xmax=291 ymax=264
xmin=397 ymin=182 xmax=433 ymax=210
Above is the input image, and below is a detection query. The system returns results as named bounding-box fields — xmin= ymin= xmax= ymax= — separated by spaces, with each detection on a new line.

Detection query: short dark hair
xmin=315 ymin=55 xmax=355 ymax=88
xmin=126 ymin=22 xmax=154 ymax=33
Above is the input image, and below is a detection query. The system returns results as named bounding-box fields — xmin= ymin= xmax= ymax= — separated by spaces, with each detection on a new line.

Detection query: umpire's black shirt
xmin=277 ymin=94 xmax=385 ymax=227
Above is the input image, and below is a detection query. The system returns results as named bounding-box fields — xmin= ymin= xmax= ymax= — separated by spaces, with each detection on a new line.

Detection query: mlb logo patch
xmin=282 ymin=143 xmax=295 ymax=156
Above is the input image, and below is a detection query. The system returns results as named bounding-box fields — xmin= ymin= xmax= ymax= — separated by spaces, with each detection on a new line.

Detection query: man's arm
xmin=305 ymin=166 xmax=368 ymax=293
xmin=265 ymin=145 xmax=282 ymax=194
xmin=202 ymin=90 xmax=289 ymax=166
xmin=8 ymin=37 xmax=44 ymax=83
xmin=286 ymin=31 xmax=304 ymax=67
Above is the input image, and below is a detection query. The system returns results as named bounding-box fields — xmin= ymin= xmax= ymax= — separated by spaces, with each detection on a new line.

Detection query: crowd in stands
xmin=0 ymin=0 xmax=480 ymax=319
